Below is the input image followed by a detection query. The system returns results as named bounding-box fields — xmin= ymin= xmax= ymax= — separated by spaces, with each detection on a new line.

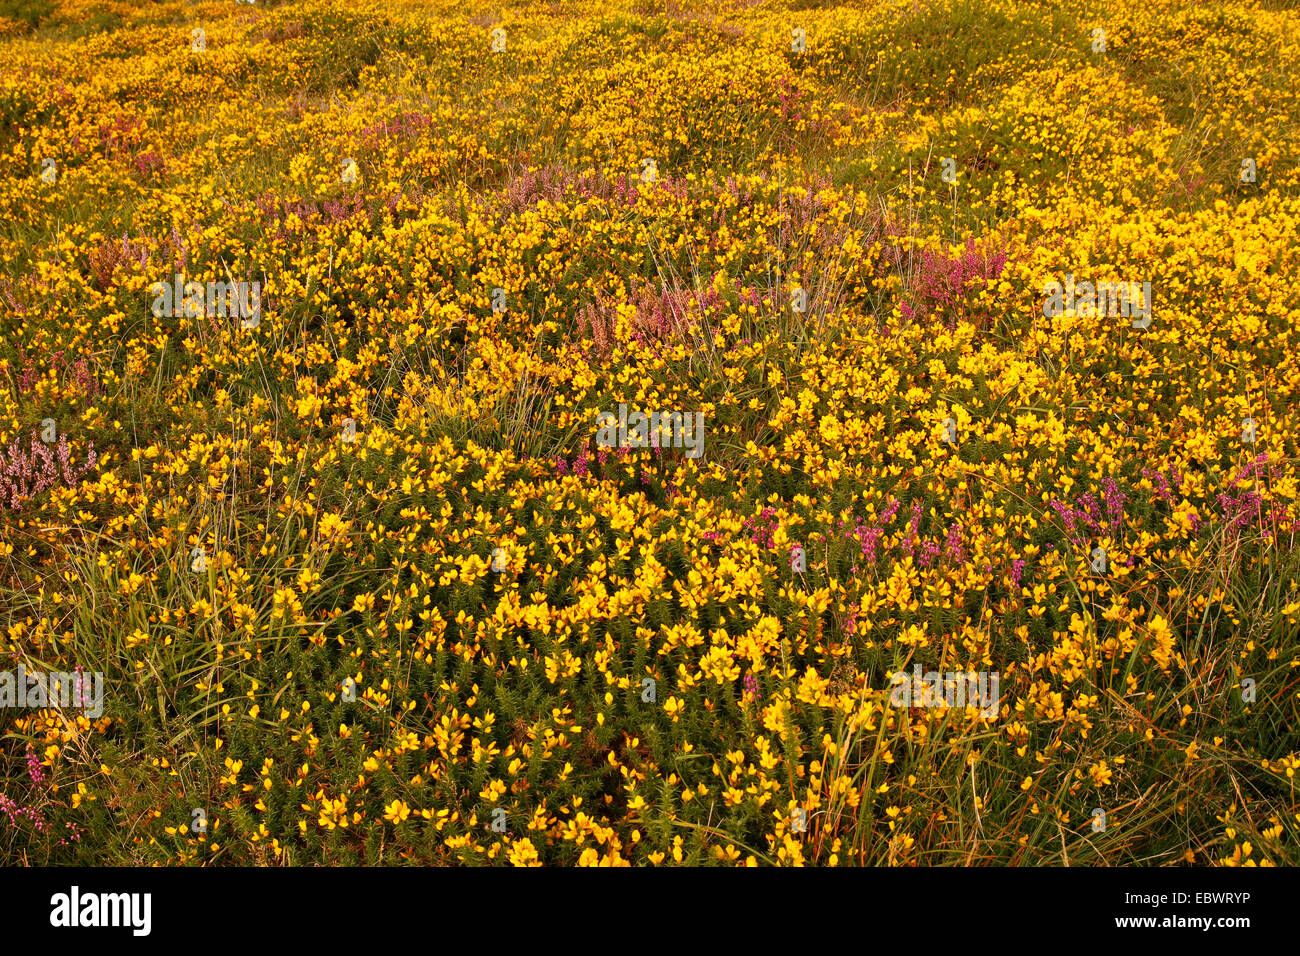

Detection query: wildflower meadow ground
xmin=1 ymin=0 xmax=1299 ymax=868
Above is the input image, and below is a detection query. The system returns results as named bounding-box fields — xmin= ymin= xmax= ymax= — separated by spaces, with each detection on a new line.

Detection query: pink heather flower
xmin=0 ymin=792 xmax=48 ymax=833
xmin=0 ymin=430 xmax=98 ymax=510
xmin=74 ymin=667 xmax=90 ymax=709
xmin=743 ymin=507 xmax=779 ymax=548
xmin=1050 ymin=490 xmax=1106 ymax=547
xmin=901 ymin=236 xmax=1009 ymax=326
xmin=1217 ymin=453 xmax=1278 ymax=534
xmin=1142 ymin=467 xmax=1173 ymax=503
xmin=26 ymin=749 xmax=45 ymax=785
xmin=900 ymin=500 xmax=923 ymax=553
xmin=1229 ymin=452 xmax=1270 ymax=488
xmin=71 ymin=356 xmax=99 ymax=396
xmin=132 ymin=150 xmax=167 ymax=178
xmin=879 ymin=497 xmax=901 ymax=525
xmin=360 ymin=110 xmax=432 ymax=142
xmin=16 ymin=351 xmax=99 ymax=398
xmin=944 ymin=522 xmax=964 ymax=562
xmin=1101 ymin=477 xmax=1126 ymax=525
xmin=57 ymin=822 xmax=84 ymax=846
xmin=855 ymin=523 xmax=884 ymax=562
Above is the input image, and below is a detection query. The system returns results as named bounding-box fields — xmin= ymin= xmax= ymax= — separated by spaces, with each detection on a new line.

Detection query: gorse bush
xmin=0 ymin=0 xmax=1298 ymax=866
